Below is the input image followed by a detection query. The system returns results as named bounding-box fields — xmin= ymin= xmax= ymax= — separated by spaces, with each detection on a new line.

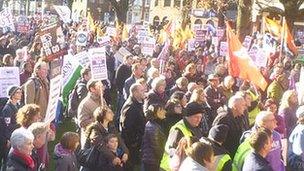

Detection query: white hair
xmin=255 ymin=111 xmax=273 ymax=127
xmin=10 ymin=128 xmax=34 ymax=150
xmin=228 ymin=95 xmax=244 ymax=109
xmin=28 ymin=122 xmax=48 ymax=138
xmin=151 ymin=77 xmax=166 ymax=91
xmin=147 ymin=67 xmax=159 ymax=79
xmin=130 ymin=83 xmax=143 ymax=97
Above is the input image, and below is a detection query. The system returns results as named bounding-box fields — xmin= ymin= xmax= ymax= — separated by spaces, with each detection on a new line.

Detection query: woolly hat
xmin=184 ymin=102 xmax=204 ymax=117
xmin=7 ymin=86 xmax=21 ymax=99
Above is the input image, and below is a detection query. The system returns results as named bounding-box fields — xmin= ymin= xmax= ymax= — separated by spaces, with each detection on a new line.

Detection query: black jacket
xmin=212 ymin=108 xmax=243 ymax=158
xmin=6 ymin=152 xmax=33 ymax=171
xmin=115 ymin=64 xmax=131 ymax=94
xmin=1 ymin=101 xmax=20 ymax=140
xmin=163 ymin=113 xmax=183 ymax=136
xmin=142 ymin=120 xmax=166 ymax=165
xmin=120 ymin=97 xmax=145 ymax=149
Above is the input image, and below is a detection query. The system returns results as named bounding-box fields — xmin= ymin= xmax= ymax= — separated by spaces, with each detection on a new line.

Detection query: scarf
xmin=12 ymin=149 xmax=35 ymax=169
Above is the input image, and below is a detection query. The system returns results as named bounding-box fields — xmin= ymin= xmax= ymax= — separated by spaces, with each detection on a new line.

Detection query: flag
xmin=158 ymin=39 xmax=171 ymax=63
xmin=265 ymin=17 xmax=281 ymax=37
xmin=87 ymin=12 xmax=96 ymax=31
xmin=122 ymin=24 xmax=129 ymax=41
xmin=283 ymin=21 xmax=298 ymax=57
xmin=61 ymin=55 xmax=82 ymax=106
xmin=227 ymin=23 xmax=268 ymax=91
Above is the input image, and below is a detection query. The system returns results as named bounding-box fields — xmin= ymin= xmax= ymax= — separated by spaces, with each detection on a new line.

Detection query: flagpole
xmin=279 ymin=17 xmax=285 ymax=63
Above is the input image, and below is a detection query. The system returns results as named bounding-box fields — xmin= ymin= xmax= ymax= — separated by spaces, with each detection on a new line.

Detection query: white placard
xmin=243 ymin=36 xmax=252 ymax=50
xmin=76 ymin=31 xmax=88 ymax=46
xmin=97 ymin=36 xmax=111 ymax=47
xmin=106 ymin=27 xmax=116 ymax=37
xmin=54 ymin=5 xmax=71 ymax=23
xmin=0 ymin=67 xmax=20 ymax=98
xmin=141 ymin=37 xmax=156 ymax=56
xmin=44 ymin=75 xmax=62 ymax=124
xmin=89 ymin=48 xmax=108 ymax=80
xmin=114 ymin=47 xmax=132 ymax=63
xmin=188 ymin=39 xmax=196 ymax=51
xmin=220 ymin=42 xmax=228 ymax=57
xmin=255 ymin=49 xmax=267 ymax=67
xmin=74 ymin=51 xmax=90 ymax=67
xmin=0 ymin=8 xmax=15 ymax=31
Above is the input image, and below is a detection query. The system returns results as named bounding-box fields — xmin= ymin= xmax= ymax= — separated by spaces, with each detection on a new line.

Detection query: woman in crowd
xmin=142 ymin=104 xmax=166 ymax=171
xmin=264 ymin=98 xmax=285 ymax=137
xmin=54 ymin=132 xmax=80 ymax=171
xmin=16 ymin=104 xmax=42 ymax=128
xmin=84 ymin=106 xmax=129 ymax=170
xmin=179 ymin=141 xmax=215 ymax=171
xmin=278 ymin=90 xmax=298 ymax=138
xmin=163 ymin=99 xmax=183 ymax=136
xmin=170 ymin=91 xmax=187 ymax=108
xmin=6 ymin=128 xmax=35 ymax=170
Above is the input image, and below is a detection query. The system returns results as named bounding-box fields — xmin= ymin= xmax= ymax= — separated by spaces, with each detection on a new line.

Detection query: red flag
xmin=283 ymin=21 xmax=298 ymax=56
xmin=226 ymin=24 xmax=268 ymax=91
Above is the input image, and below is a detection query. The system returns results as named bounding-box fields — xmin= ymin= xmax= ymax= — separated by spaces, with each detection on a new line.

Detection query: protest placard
xmin=62 ymin=54 xmax=79 ymax=86
xmin=248 ymin=45 xmax=259 ymax=62
xmin=0 ymin=8 xmax=15 ymax=31
xmin=219 ymin=42 xmax=228 ymax=57
xmin=114 ymin=47 xmax=132 ymax=63
xmin=89 ymin=48 xmax=108 ymax=80
xmin=106 ymin=26 xmax=117 ymax=37
xmin=187 ymin=39 xmax=196 ymax=51
xmin=243 ymin=36 xmax=252 ymax=50
xmin=54 ymin=5 xmax=71 ymax=23
xmin=0 ymin=67 xmax=20 ymax=98
xmin=39 ymin=23 xmax=68 ymax=61
xmin=195 ymin=29 xmax=207 ymax=41
xmin=44 ymin=74 xmax=62 ymax=124
xmin=217 ymin=28 xmax=225 ymax=39
xmin=74 ymin=51 xmax=90 ymax=67
xmin=141 ymin=37 xmax=156 ymax=56
xmin=76 ymin=31 xmax=88 ymax=46
xmin=16 ymin=16 xmax=30 ymax=33
xmin=255 ymin=49 xmax=267 ymax=67
xmin=97 ymin=36 xmax=111 ymax=47
xmin=45 ymin=59 xmax=62 ymax=123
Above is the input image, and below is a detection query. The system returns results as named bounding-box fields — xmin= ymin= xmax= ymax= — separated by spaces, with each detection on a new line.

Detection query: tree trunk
xmin=236 ymin=0 xmax=253 ymax=42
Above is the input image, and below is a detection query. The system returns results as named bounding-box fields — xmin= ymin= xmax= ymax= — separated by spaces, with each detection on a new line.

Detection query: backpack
xmin=67 ymin=82 xmax=86 ymax=118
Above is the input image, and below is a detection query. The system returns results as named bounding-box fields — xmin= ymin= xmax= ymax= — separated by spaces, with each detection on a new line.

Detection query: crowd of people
xmin=0 ymin=13 xmax=304 ymax=171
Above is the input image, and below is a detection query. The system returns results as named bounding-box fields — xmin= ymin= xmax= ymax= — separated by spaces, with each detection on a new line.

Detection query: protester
xmin=54 ymin=132 xmax=80 ymax=171
xmin=123 ymin=63 xmax=144 ymax=99
xmin=212 ymin=94 xmax=247 ymax=157
xmin=142 ymin=104 xmax=166 ymax=171
xmin=179 ymin=141 xmax=215 ymax=171
xmin=78 ymin=80 xmax=105 ymax=147
xmin=28 ymin=122 xmax=48 ymax=171
xmin=163 ymin=99 xmax=183 ymax=136
xmin=288 ymin=106 xmax=304 ymax=170
xmin=278 ymin=90 xmax=298 ymax=138
xmin=6 ymin=128 xmax=35 ymax=170
xmin=120 ymin=83 xmax=145 ymax=170
xmin=160 ymin=102 xmax=204 ymax=171
xmin=23 ymin=60 xmax=49 ymax=118
xmin=242 ymin=128 xmax=273 ymax=171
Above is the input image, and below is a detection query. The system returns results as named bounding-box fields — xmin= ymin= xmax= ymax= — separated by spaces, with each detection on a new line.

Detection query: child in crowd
xmin=103 ymin=134 xmax=127 ymax=171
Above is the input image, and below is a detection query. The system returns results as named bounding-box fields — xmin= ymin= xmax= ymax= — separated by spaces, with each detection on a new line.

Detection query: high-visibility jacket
xmin=248 ymin=90 xmax=261 ymax=126
xmin=215 ymin=154 xmax=231 ymax=171
xmin=160 ymin=120 xmax=193 ymax=171
xmin=232 ymin=140 xmax=252 ymax=171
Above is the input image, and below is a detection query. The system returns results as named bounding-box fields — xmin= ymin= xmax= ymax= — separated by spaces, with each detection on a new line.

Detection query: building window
xmin=164 ymin=0 xmax=171 ymax=7
xmin=182 ymin=0 xmax=186 ymax=7
xmin=146 ymin=0 xmax=151 ymax=6
xmin=174 ymin=0 xmax=181 ymax=7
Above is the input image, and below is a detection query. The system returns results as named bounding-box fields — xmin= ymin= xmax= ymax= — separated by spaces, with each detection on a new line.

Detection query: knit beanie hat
xmin=7 ymin=86 xmax=21 ymax=99
xmin=184 ymin=102 xmax=204 ymax=117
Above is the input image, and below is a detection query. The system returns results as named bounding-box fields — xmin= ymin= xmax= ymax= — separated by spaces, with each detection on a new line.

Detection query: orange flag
xmin=283 ymin=21 xmax=298 ymax=56
xmin=265 ymin=17 xmax=281 ymax=37
xmin=227 ymin=23 xmax=268 ymax=91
